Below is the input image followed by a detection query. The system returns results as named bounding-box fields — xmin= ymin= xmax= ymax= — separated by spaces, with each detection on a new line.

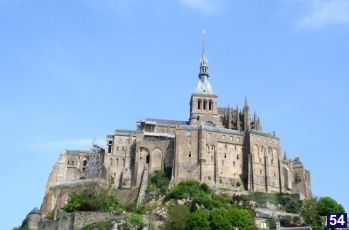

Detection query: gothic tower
xmin=189 ymin=32 xmax=220 ymax=127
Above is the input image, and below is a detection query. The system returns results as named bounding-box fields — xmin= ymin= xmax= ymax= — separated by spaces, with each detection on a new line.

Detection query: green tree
xmin=316 ymin=197 xmax=345 ymax=216
xmin=276 ymin=193 xmax=302 ymax=214
xmin=228 ymin=207 xmax=255 ymax=230
xmin=167 ymin=205 xmax=191 ymax=230
xmin=301 ymin=198 xmax=324 ymax=230
xmin=185 ymin=209 xmax=210 ymax=230
xmin=210 ymin=207 xmax=232 ymax=230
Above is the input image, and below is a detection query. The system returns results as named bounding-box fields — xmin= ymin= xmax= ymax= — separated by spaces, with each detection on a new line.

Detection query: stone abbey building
xmin=40 ymin=39 xmax=312 ymax=217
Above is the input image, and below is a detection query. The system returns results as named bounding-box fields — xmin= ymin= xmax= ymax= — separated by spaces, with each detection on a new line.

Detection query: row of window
xmin=221 ymin=134 xmax=240 ymax=142
xmin=259 ymin=170 xmax=277 ymax=177
xmin=110 ymin=158 xmax=127 ymax=167
xmin=67 ymin=160 xmax=87 ymax=167
xmin=197 ymin=100 xmax=213 ymax=110
xmin=258 ymin=158 xmax=276 ymax=165
xmin=251 ymin=135 xmax=278 ymax=145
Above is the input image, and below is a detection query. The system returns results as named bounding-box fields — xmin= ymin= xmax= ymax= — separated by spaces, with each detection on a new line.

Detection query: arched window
xmin=198 ymin=100 xmax=201 ymax=109
xmin=209 ymin=101 xmax=212 ymax=110
xmin=203 ymin=101 xmax=207 ymax=110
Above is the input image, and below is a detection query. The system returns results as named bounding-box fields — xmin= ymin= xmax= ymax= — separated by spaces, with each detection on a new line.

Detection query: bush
xmin=166 ymin=205 xmax=191 ymax=230
xmin=63 ymin=187 xmax=121 ymax=213
xmin=210 ymin=207 xmax=232 ymax=230
xmin=163 ymin=180 xmax=210 ymax=203
xmin=77 ymin=202 xmax=98 ymax=211
xmin=228 ymin=207 xmax=255 ymax=230
xmin=146 ymin=170 xmax=170 ymax=198
xmin=186 ymin=209 xmax=210 ymax=230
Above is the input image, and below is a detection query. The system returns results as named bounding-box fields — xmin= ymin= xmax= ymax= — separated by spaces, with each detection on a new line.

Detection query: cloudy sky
xmin=1 ymin=0 xmax=349 ymax=228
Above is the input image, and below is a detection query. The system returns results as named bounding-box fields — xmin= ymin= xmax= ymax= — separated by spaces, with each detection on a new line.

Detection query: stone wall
xmin=37 ymin=212 xmax=118 ymax=230
xmin=73 ymin=212 xmax=116 ymax=229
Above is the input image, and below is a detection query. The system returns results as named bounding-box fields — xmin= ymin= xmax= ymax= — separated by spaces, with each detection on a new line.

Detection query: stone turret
xmin=243 ymin=97 xmax=251 ymax=131
xmin=27 ymin=207 xmax=41 ymax=230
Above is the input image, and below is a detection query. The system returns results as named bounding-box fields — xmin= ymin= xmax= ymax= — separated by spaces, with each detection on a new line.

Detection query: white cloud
xmin=179 ymin=0 xmax=227 ymax=15
xmin=296 ymin=0 xmax=349 ymax=28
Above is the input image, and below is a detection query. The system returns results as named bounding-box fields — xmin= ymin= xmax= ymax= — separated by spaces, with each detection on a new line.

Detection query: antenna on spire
xmin=199 ymin=29 xmax=208 ymax=77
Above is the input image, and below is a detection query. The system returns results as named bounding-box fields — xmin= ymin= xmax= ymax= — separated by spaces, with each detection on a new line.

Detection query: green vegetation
xmin=301 ymin=197 xmax=346 ymax=230
xmin=15 ymin=170 xmax=347 ymax=230
xmin=166 ymin=205 xmax=191 ymax=230
xmin=185 ymin=209 xmax=210 ymax=230
xmin=80 ymin=218 xmax=119 ymax=230
xmin=163 ymin=180 xmax=211 ymax=204
xmin=63 ymin=187 xmax=122 ymax=213
xmin=209 ymin=207 xmax=232 ymax=230
xmin=13 ymin=218 xmax=28 ymax=230
xmin=146 ymin=170 xmax=171 ymax=199
xmin=228 ymin=207 xmax=255 ymax=230
xmin=45 ymin=210 xmax=55 ymax=220
xmin=316 ymin=196 xmax=345 ymax=216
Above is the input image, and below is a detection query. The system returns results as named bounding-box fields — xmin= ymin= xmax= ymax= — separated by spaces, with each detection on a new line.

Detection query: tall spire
xmin=199 ymin=29 xmax=209 ymax=77
xmin=193 ymin=29 xmax=215 ymax=95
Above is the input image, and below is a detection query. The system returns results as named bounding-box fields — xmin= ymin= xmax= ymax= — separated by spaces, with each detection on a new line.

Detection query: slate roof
xmin=29 ymin=207 xmax=40 ymax=215
xmin=250 ymin=129 xmax=279 ymax=139
xmin=193 ymin=76 xmax=215 ymax=95
xmin=144 ymin=118 xmax=188 ymax=126
xmin=178 ymin=125 xmax=244 ymax=136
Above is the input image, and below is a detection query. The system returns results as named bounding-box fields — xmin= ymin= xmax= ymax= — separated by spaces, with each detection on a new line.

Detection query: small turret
xmin=283 ymin=151 xmax=288 ymax=161
xmin=27 ymin=207 xmax=41 ymax=230
xmin=243 ymin=97 xmax=251 ymax=131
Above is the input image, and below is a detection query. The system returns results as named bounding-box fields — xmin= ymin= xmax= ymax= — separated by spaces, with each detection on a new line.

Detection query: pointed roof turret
xmin=199 ymin=30 xmax=209 ymax=77
xmin=283 ymin=151 xmax=288 ymax=161
xmin=244 ymin=96 xmax=249 ymax=107
xmin=194 ymin=30 xmax=215 ymax=95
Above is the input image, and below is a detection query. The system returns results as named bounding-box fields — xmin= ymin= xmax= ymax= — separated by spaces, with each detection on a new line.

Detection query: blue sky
xmin=1 ymin=0 xmax=349 ymax=228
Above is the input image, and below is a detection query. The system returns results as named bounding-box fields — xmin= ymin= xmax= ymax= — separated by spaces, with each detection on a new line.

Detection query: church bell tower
xmin=189 ymin=31 xmax=220 ymax=127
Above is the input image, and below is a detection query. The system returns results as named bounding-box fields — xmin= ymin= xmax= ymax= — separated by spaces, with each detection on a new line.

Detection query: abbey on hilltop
xmin=40 ymin=37 xmax=312 ymax=217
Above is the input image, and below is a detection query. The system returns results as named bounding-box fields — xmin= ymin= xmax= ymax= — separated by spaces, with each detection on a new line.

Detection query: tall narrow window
xmin=203 ymin=101 xmax=206 ymax=110
xmin=233 ymin=161 xmax=236 ymax=167
xmin=189 ymin=151 xmax=192 ymax=157
xmin=209 ymin=101 xmax=212 ymax=110
xmin=116 ymin=158 xmax=119 ymax=166
xmin=237 ymin=137 xmax=240 ymax=142
xmin=198 ymin=100 xmax=201 ymax=109
xmin=108 ymin=141 xmax=112 ymax=153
